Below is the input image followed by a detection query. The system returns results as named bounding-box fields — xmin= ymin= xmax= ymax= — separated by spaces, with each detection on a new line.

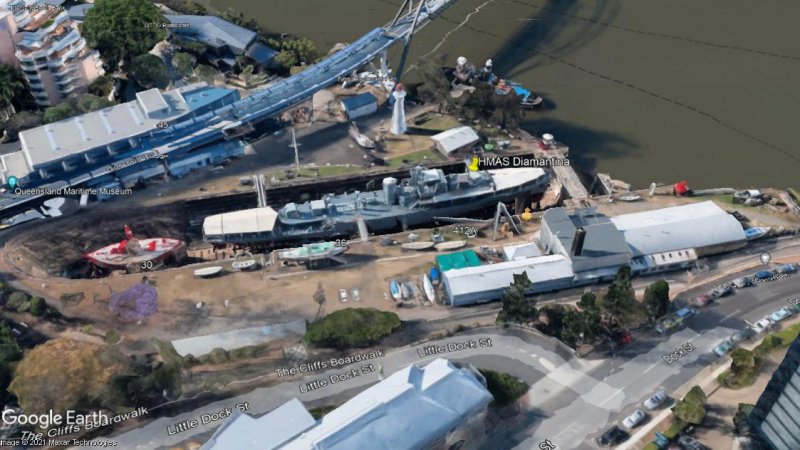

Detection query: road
xmin=509 ymin=264 xmax=800 ymax=450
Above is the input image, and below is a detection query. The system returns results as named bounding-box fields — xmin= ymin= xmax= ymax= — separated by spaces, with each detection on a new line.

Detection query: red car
xmin=694 ymin=295 xmax=713 ymax=307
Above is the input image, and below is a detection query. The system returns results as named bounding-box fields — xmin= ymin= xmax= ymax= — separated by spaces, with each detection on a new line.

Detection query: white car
xmin=643 ymin=389 xmax=668 ymax=410
xmin=751 ymin=317 xmax=774 ymax=334
xmin=622 ymin=409 xmax=647 ymax=429
xmin=351 ymin=288 xmax=360 ymax=302
xmin=338 ymin=288 xmax=348 ymax=303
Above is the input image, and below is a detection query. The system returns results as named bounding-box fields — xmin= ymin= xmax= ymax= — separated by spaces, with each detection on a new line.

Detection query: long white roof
xmin=611 ymin=201 xmax=746 ymax=256
xmin=443 ymin=254 xmax=574 ymax=297
xmin=430 ymin=126 xmax=479 ymax=153
xmin=203 ymin=206 xmax=279 ymax=236
xmin=18 ymin=83 xmax=207 ymax=170
xmin=201 ymin=398 xmax=316 ymax=450
xmin=488 ymin=167 xmax=547 ymax=191
xmin=280 ymin=358 xmax=493 ymax=450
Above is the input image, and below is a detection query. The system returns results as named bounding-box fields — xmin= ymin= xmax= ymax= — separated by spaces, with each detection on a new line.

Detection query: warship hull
xmin=203 ymin=167 xmax=549 ymax=246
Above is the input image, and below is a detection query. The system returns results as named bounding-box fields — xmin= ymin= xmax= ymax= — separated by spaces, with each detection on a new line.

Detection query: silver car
xmin=644 ymin=388 xmax=668 ymax=410
xmin=622 ymin=409 xmax=647 ymax=429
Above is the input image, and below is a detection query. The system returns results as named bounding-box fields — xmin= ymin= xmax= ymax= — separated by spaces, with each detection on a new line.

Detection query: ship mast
xmin=290 ymin=127 xmax=302 ymax=176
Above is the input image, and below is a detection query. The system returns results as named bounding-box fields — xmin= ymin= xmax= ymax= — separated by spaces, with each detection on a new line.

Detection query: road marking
xmin=643 ymin=361 xmax=660 ymax=374
xmin=721 ymin=309 xmax=742 ymax=322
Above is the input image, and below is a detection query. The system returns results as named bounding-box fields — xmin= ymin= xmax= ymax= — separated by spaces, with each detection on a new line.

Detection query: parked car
xmin=678 ymin=434 xmax=707 ymax=450
xmin=753 ymin=270 xmax=774 ymax=280
xmin=732 ymin=277 xmax=753 ymax=288
xmin=730 ymin=328 xmax=754 ymax=344
xmin=644 ymin=388 xmax=669 ymax=410
xmin=351 ymin=288 xmax=360 ymax=302
xmin=597 ymin=425 xmax=629 ymax=446
xmin=776 ymin=263 xmax=798 ymax=274
xmin=751 ymin=317 xmax=775 ymax=334
xmin=693 ymin=294 xmax=713 ymax=307
xmin=622 ymin=409 xmax=647 ymax=429
xmin=710 ymin=285 xmax=733 ymax=298
xmin=713 ymin=339 xmax=736 ymax=357
xmin=675 ymin=307 xmax=697 ymax=319
xmin=656 ymin=317 xmax=681 ymax=335
xmin=338 ymin=288 xmax=348 ymax=302
xmin=770 ymin=307 xmax=793 ymax=323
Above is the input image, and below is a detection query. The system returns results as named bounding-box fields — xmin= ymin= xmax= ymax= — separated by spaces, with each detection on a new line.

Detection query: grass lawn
xmin=386 ymin=149 xmax=445 ymax=167
xmin=383 ymin=134 xmax=436 ymax=155
xmin=412 ymin=114 xmax=461 ymax=131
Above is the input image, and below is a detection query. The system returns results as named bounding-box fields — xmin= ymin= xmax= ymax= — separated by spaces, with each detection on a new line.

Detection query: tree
xmin=88 ymin=75 xmax=115 ymax=98
xmin=537 ymin=305 xmax=567 ymax=338
xmin=109 ymin=283 xmax=158 ymax=322
xmin=268 ymin=37 xmax=319 ymax=71
xmin=4 ymin=111 xmax=42 ymax=141
xmin=0 ymin=64 xmax=25 ymax=117
xmin=600 ymin=265 xmax=637 ymax=328
xmin=643 ymin=280 xmax=670 ymax=321
xmin=672 ymin=385 xmax=707 ymax=425
xmin=29 ymin=297 xmax=46 ymax=317
xmin=9 ymin=338 xmax=130 ymax=416
xmin=0 ymin=321 xmax=23 ymax=405
xmin=730 ymin=348 xmax=757 ymax=376
xmin=562 ymin=308 xmax=603 ymax=347
xmin=75 ymin=93 xmax=115 ymax=113
xmin=130 ymin=54 xmax=170 ymax=89
xmin=304 ymin=308 xmax=401 ymax=349
xmin=80 ymin=0 xmax=168 ymax=70
xmin=733 ymin=403 xmax=755 ymax=437
xmin=457 ymin=83 xmax=495 ymax=122
xmin=479 ymin=369 xmax=528 ymax=407
xmin=172 ymin=52 xmax=195 ymax=79
xmin=43 ymin=102 xmax=78 ymax=123
xmin=497 ymin=272 xmax=537 ymax=324
xmin=577 ymin=292 xmax=598 ymax=312
xmin=221 ymin=7 xmax=259 ymax=31
xmin=417 ymin=56 xmax=453 ymax=113
xmin=491 ymin=88 xmax=523 ymax=130
xmin=193 ymin=64 xmax=220 ymax=85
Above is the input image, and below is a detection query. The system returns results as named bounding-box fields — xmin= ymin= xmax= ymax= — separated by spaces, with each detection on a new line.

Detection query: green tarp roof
xmin=436 ymin=250 xmax=482 ymax=271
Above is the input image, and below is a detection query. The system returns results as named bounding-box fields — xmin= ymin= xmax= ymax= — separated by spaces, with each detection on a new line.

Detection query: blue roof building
xmin=340 ymin=92 xmax=378 ymax=120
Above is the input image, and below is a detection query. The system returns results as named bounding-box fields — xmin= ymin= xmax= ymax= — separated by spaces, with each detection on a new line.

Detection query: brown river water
xmin=204 ymin=0 xmax=800 ymax=189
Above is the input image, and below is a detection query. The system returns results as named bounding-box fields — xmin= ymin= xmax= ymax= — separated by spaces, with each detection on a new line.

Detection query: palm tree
xmin=0 ymin=64 xmax=25 ymax=119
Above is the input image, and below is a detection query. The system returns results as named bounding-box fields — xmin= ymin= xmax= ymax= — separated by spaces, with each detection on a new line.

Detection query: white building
xmin=11 ymin=4 xmax=104 ymax=106
xmin=441 ymin=201 xmax=747 ymax=306
xmin=202 ymin=358 xmax=494 ymax=450
xmin=431 ymin=126 xmax=480 ymax=156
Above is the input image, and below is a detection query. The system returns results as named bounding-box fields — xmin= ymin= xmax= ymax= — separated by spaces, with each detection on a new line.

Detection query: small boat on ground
xmin=617 ymin=193 xmax=642 ymax=202
xmin=434 ymin=240 xmax=467 ymax=252
xmin=232 ymin=259 xmax=257 ymax=271
xmin=348 ymin=122 xmax=375 ymax=149
xmin=744 ymin=227 xmax=771 ymax=241
xmin=194 ymin=266 xmax=223 ymax=278
xmin=277 ymin=242 xmax=348 ymax=261
xmin=401 ymin=241 xmax=436 ymax=251
xmin=390 ymin=280 xmax=402 ymax=301
xmin=422 ymin=274 xmax=435 ymax=302
xmin=429 ymin=267 xmax=441 ymax=285
xmin=84 ymin=225 xmax=186 ymax=272
xmin=401 ymin=282 xmax=415 ymax=299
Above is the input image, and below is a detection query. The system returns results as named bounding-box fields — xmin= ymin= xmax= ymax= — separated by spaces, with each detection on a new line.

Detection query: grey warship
xmin=203 ymin=165 xmax=549 ymax=245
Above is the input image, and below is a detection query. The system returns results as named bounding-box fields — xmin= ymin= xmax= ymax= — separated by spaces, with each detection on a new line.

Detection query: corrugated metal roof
xmin=201 ymin=398 xmax=315 ymax=450
xmin=443 ymin=254 xmax=574 ymax=297
xmin=280 ymin=358 xmax=493 ymax=450
xmin=168 ymin=15 xmax=256 ymax=53
xmin=611 ymin=201 xmax=746 ymax=256
xmin=436 ymin=249 xmax=482 ymax=271
xmin=431 ymin=126 xmax=479 ymax=153
xmin=341 ymin=92 xmax=378 ymax=111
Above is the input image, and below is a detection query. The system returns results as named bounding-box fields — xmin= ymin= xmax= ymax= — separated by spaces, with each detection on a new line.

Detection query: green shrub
xmin=80 ymin=324 xmax=93 ymax=334
xmin=663 ymin=420 xmax=687 ymax=439
xmin=29 ymin=297 xmax=46 ymax=317
xmin=479 ymin=369 xmax=528 ymax=407
xmin=304 ymin=308 xmax=402 ymax=349
xmin=6 ymin=291 xmax=29 ymax=310
xmin=105 ymin=329 xmax=121 ymax=345
xmin=205 ymin=348 xmax=229 ymax=364
xmin=229 ymin=346 xmax=257 ymax=360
